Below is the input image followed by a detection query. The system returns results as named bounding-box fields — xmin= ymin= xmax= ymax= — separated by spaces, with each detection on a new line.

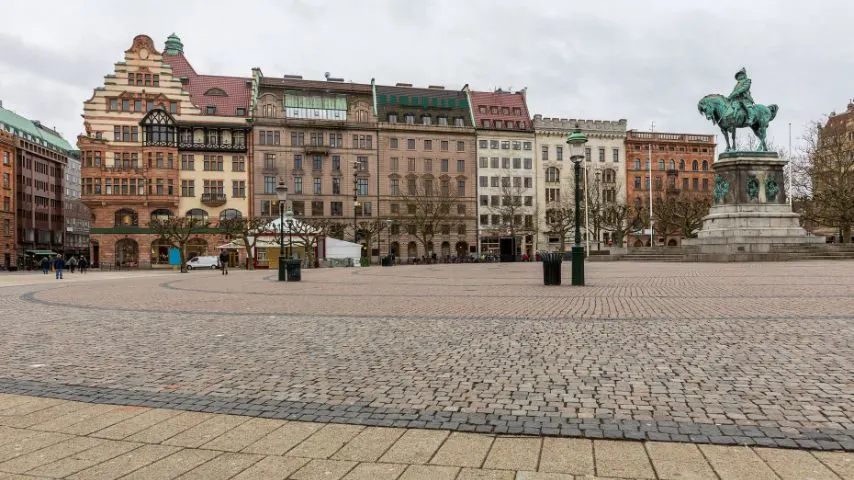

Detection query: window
xmin=501 ymin=141 xmax=510 ymax=150
xmin=441 ymin=159 xmax=449 ymax=172
xmin=388 ymin=113 xmax=398 ymax=123
xmin=292 ymin=201 xmax=305 ymax=216
xmin=692 ymin=160 xmax=699 ymax=171
xmin=294 ymin=155 xmax=303 ymax=170
xmin=454 ymin=117 xmax=464 ymax=127
xmin=613 ymin=148 xmax=620 ymax=163
xmin=679 ymin=159 xmax=686 ymax=170
xmin=422 ymin=115 xmax=432 ymax=125
xmin=329 ymin=133 xmax=343 ymax=147
xmin=404 ymin=113 xmax=415 ymax=124
xmin=424 ymin=159 xmax=432 ymax=172
xmin=264 ymin=153 xmax=275 ymax=170
xmin=263 ymin=176 xmax=276 ymax=194
xmin=457 ymin=159 xmax=465 ymax=173
xmin=524 ymin=195 xmax=533 ymax=206
xmin=294 ymin=176 xmax=303 ymax=193
xmin=354 ymin=135 xmax=372 ymax=149
xmin=479 ymin=195 xmax=488 ymax=206
xmin=331 ymin=177 xmax=341 ymax=195
xmin=669 ymin=159 xmax=676 ymax=170
xmin=441 ymin=140 xmax=449 ymax=151
xmin=541 ymin=146 xmax=548 ymax=161
xmin=331 ymin=201 xmax=343 ymax=216
xmin=357 ymin=178 xmax=369 ymax=196
xmin=311 ymin=201 xmax=324 ymax=216
xmin=203 ymin=180 xmax=224 ymax=196
xmin=556 ymin=146 xmax=563 ymax=161
xmin=479 ymin=140 xmax=488 ymax=149
xmin=438 ymin=116 xmax=448 ymax=126
xmin=683 ymin=177 xmax=689 ymax=190
xmin=545 ymin=188 xmax=560 ymax=203
xmin=291 ymin=132 xmax=304 ymax=146
xmin=502 ymin=157 xmax=510 ymax=169
xmin=2 ymin=173 xmax=9 ymax=188
xmin=232 ymin=180 xmax=246 ymax=198
xmin=391 ymin=157 xmax=399 ymax=172
xmin=122 ymin=99 xmax=130 ymax=111
xmin=109 ymin=98 xmax=118 ymax=111
xmin=310 ymin=132 xmax=324 ymax=146
xmin=585 ymin=147 xmax=591 ymax=162
xmin=495 ymin=121 xmax=503 ymax=129
xmin=312 ymin=156 xmax=323 ymax=171
xmin=513 ymin=157 xmax=521 ymax=169
xmin=390 ymin=178 xmax=399 ymax=195
xmin=479 ymin=176 xmax=488 ymax=187
xmin=658 ymin=159 xmax=665 ymax=170
xmin=356 ymin=156 xmax=368 ymax=172
xmin=457 ymin=141 xmax=465 ymax=152
xmin=206 ymin=106 xmax=216 ymax=115
xmin=479 ymin=157 xmax=488 ymax=168
xmin=633 ymin=158 xmax=641 ymax=170
xmin=390 ymin=138 xmax=399 ymax=149
xmin=424 ymin=139 xmax=432 ymax=150
xmin=313 ymin=178 xmax=322 ymax=194
xmin=134 ymin=100 xmax=142 ymax=112
xmin=490 ymin=177 xmax=498 ymax=187
xmin=236 ymin=107 xmax=245 ymax=116
xmin=170 ymin=102 xmax=177 ymax=114
xmin=634 ymin=176 xmax=641 ymax=189
xmin=702 ymin=178 xmax=709 ymax=191
xmin=232 ymin=156 xmax=245 ymax=172
xmin=408 ymin=158 xmax=416 ymax=172
xmin=457 ymin=179 xmax=466 ymax=196
xmin=655 ymin=177 xmax=663 ymax=190
xmin=546 ymin=167 xmax=560 ymax=183
xmin=693 ymin=177 xmax=699 ymax=190
xmin=599 ymin=148 xmax=605 ymax=162
xmin=524 ymin=158 xmax=532 ymax=169
xmin=407 ymin=138 xmax=416 ymax=150
xmin=457 ymin=204 xmax=466 ymax=215
xmin=512 ymin=141 xmax=521 ymax=150
xmin=702 ymin=160 xmax=709 ymax=171
xmin=332 ymin=155 xmax=341 ymax=170
xmin=203 ymin=155 xmax=223 ymax=171
xmin=524 ymin=177 xmax=532 ymax=188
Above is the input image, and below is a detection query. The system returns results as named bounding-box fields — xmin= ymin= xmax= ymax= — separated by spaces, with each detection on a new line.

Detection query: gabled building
xmin=0 ymin=102 xmax=73 ymax=268
xmin=79 ymin=34 xmax=251 ymax=268
xmin=468 ymin=88 xmax=536 ymax=258
xmin=375 ymin=83 xmax=477 ymax=260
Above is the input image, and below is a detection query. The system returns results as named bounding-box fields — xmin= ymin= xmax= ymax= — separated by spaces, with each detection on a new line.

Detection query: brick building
xmin=0 ymin=127 xmax=14 ymax=268
xmin=79 ymin=34 xmax=251 ymax=268
xmin=0 ymin=103 xmax=72 ymax=269
xmin=624 ymin=130 xmax=716 ymax=246
xmin=63 ymin=152 xmax=90 ymax=259
xmin=249 ymin=70 xmax=376 ymax=267
xmin=468 ymin=89 xmax=536 ymax=258
xmin=375 ymin=83 xmax=478 ymax=260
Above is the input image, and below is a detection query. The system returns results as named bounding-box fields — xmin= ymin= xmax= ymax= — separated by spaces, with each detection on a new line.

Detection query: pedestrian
xmin=218 ymin=249 xmax=229 ymax=275
xmin=68 ymin=256 xmax=78 ymax=274
xmin=40 ymin=256 xmax=50 ymax=275
xmin=78 ymin=257 xmax=88 ymax=274
xmin=53 ymin=255 xmax=65 ymax=280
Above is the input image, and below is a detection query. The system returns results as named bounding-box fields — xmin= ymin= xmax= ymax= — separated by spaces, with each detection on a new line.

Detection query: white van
xmin=186 ymin=256 xmax=219 ymax=270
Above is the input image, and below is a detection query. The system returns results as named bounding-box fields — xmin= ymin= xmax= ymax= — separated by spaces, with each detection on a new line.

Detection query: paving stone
xmin=593 ymin=439 xmax=656 ymax=479
xmin=90 ymin=408 xmax=183 ymax=440
xmin=27 ymin=404 xmax=116 ymax=433
xmin=398 ymin=464 xmax=459 ymax=480
xmin=699 ymin=444 xmax=779 ymax=480
xmin=287 ymin=423 xmax=364 ymax=459
xmin=0 ymin=401 xmax=92 ymax=429
xmin=230 ymin=455 xmax=310 ymax=480
xmin=162 ymin=414 xmax=248 ymax=448
xmin=0 ymin=431 xmax=72 ymax=463
xmin=332 ymin=427 xmax=405 ymax=462
xmin=645 ymin=442 xmax=716 ymax=479
xmin=379 ymin=429 xmax=449 ymax=465
xmin=119 ymin=448 xmax=220 ymax=480
xmin=290 ymin=459 xmax=357 ymax=480
xmin=456 ymin=468 xmax=515 ymax=479
xmin=198 ymin=417 xmax=283 ymax=452
xmin=482 ymin=437 xmax=541 ymax=471
xmin=174 ymin=452 xmax=264 ymax=480
xmin=0 ymin=436 xmax=102 ymax=474
xmin=341 ymin=462 xmax=408 ymax=480
xmin=813 ymin=451 xmax=854 ymax=479
xmin=26 ymin=440 xmax=140 ymax=478
xmin=429 ymin=432 xmax=493 ymax=468
xmin=539 ymin=437 xmax=593 ymax=476
xmin=124 ymin=411 xmax=213 ymax=444
xmin=754 ymin=447 xmax=840 ymax=480
xmin=241 ymin=421 xmax=321 ymax=456
xmin=514 ymin=473 xmax=576 ymax=480
xmin=67 ymin=444 xmax=181 ymax=480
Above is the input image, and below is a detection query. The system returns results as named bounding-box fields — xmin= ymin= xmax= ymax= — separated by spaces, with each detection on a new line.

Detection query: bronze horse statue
xmin=697 ymin=94 xmax=778 ymax=152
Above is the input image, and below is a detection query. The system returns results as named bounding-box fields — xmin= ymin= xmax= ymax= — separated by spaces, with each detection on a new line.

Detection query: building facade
xmin=624 ymin=130 xmax=716 ymax=246
xmin=0 ymin=128 xmax=14 ymax=268
xmin=249 ymin=70 xmax=376 ymax=267
xmin=63 ymin=152 xmax=91 ymax=259
xmin=79 ymin=34 xmax=251 ymax=268
xmin=0 ymin=103 xmax=72 ymax=268
xmin=468 ymin=89 xmax=536 ymax=258
xmin=534 ymin=116 xmax=627 ymax=250
xmin=375 ymin=83 xmax=478 ymax=261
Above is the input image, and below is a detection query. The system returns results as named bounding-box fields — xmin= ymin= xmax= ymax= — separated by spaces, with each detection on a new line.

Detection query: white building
xmin=534 ymin=116 xmax=627 ymax=250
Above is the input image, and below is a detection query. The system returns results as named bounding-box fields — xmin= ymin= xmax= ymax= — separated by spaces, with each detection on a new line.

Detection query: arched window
xmin=204 ymin=88 xmax=227 ymax=96
xmin=150 ymin=209 xmax=173 ymax=222
xmin=114 ymin=208 xmax=138 ymax=227
xmin=679 ymin=159 xmax=686 ymax=170
xmin=669 ymin=159 xmax=676 ymax=170
xmin=602 ymin=168 xmax=616 ymax=184
xmin=262 ymin=104 xmax=277 ymax=118
xmin=115 ymin=238 xmax=138 ymax=267
xmin=186 ymin=238 xmax=208 ymax=259
xmin=140 ymin=108 xmax=176 ymax=146
xmin=219 ymin=209 xmax=242 ymax=221
xmin=356 ymin=110 xmax=369 ymax=122
xmin=702 ymin=160 xmax=709 ymax=171
xmin=546 ymin=167 xmax=560 ymax=183
xmin=692 ymin=160 xmax=699 ymax=171
xmin=633 ymin=158 xmax=641 ymax=170
xmin=658 ymin=159 xmax=665 ymax=170
xmin=186 ymin=208 xmax=208 ymax=223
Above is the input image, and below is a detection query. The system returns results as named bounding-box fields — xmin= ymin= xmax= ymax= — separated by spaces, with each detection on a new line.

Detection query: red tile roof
xmin=260 ymin=77 xmax=372 ymax=94
xmin=470 ymin=90 xmax=532 ymax=131
xmin=162 ymin=54 xmax=251 ymax=118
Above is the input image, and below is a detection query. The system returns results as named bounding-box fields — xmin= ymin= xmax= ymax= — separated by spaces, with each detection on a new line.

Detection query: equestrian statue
xmin=697 ymin=68 xmax=778 ymax=152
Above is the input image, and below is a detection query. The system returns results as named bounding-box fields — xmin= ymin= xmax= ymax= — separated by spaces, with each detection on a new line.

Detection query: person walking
xmin=78 ymin=257 xmax=88 ymax=274
xmin=40 ymin=256 xmax=50 ymax=275
xmin=218 ymin=249 xmax=229 ymax=275
xmin=53 ymin=255 xmax=65 ymax=280
xmin=68 ymin=256 xmax=78 ymax=274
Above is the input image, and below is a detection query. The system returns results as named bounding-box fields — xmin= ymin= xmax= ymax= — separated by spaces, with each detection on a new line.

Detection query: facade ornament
xmin=765 ymin=175 xmax=779 ymax=201
xmin=713 ymin=174 xmax=730 ymax=204
xmin=746 ymin=174 xmax=760 ymax=200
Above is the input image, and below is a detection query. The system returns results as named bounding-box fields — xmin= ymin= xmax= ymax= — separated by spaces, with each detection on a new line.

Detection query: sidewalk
xmin=1 ymin=394 xmax=851 ymax=479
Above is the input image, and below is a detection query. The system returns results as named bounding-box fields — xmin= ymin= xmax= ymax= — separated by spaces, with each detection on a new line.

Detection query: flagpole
xmin=648 ymin=121 xmax=655 ymax=247
xmin=584 ymin=163 xmax=590 ymax=257
xmin=788 ymin=122 xmax=793 ymax=206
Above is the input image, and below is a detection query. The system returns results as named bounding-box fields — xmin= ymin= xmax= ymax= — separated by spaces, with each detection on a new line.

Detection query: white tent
xmin=324 ymin=237 xmax=362 ymax=266
xmin=262 ymin=214 xmax=319 ymax=235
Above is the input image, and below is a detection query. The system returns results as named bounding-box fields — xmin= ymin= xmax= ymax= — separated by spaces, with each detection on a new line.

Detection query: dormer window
xmin=490 ymin=106 xmax=498 ymax=114
xmin=481 ymin=119 xmax=490 ymax=128
xmin=438 ymin=116 xmax=448 ymax=126
xmin=494 ymin=120 xmax=503 ymax=129
xmin=478 ymin=106 xmax=487 ymax=113
xmin=206 ymin=106 xmax=216 ymax=115
xmin=454 ymin=117 xmax=464 ymax=127
xmin=404 ymin=113 xmax=415 ymax=124
xmin=236 ymin=107 xmax=246 ymax=116
xmin=421 ymin=114 xmax=432 ymax=125
xmin=388 ymin=113 xmax=398 ymax=123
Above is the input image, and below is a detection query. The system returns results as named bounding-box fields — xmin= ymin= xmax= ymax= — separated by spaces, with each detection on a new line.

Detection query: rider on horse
xmin=729 ymin=67 xmax=755 ymax=126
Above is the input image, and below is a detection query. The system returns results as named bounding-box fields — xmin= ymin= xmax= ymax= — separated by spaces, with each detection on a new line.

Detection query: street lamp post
xmin=275 ymin=181 xmax=288 ymax=282
xmin=567 ymin=125 xmax=588 ymax=286
xmin=285 ymin=217 xmax=294 ymax=258
xmin=353 ymin=161 xmax=360 ymax=245
xmin=385 ymin=218 xmax=393 ymax=265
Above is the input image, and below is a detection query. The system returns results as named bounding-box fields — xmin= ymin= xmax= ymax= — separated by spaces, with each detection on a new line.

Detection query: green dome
xmin=164 ymin=33 xmax=183 ymax=55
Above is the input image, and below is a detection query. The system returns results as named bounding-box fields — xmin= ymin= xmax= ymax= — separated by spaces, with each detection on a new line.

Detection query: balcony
xmin=201 ymin=193 xmax=227 ymax=207
xmin=178 ymin=142 xmax=247 ymax=153
xmin=304 ymin=145 xmax=330 ymax=155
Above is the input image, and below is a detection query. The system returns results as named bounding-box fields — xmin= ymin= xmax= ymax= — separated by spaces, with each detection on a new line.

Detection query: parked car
xmin=186 ymin=256 xmax=219 ymax=270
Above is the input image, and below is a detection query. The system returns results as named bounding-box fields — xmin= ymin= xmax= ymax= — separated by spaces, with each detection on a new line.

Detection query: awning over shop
xmin=25 ymin=250 xmax=57 ymax=256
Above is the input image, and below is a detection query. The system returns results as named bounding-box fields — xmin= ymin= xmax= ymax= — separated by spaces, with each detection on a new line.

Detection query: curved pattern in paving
xmin=2 ymin=261 xmax=854 ymax=450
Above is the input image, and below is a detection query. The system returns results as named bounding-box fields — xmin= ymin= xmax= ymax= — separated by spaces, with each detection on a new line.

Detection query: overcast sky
xmin=1 ymin=0 xmax=852 ymax=152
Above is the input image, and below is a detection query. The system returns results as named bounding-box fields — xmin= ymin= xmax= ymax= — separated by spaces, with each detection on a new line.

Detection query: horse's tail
xmin=768 ymin=104 xmax=779 ymax=122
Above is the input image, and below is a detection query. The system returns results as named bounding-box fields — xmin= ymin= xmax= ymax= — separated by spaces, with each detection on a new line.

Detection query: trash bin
xmin=540 ymin=252 xmax=563 ymax=286
xmin=285 ymin=259 xmax=302 ymax=281
xmin=381 ymin=256 xmax=393 ymax=267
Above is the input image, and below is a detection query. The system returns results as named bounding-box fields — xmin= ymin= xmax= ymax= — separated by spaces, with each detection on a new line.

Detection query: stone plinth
xmin=683 ymin=151 xmax=824 ymax=258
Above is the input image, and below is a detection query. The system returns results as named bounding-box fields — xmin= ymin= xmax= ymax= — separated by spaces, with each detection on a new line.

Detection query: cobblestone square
xmin=1 ymin=261 xmax=853 ymax=450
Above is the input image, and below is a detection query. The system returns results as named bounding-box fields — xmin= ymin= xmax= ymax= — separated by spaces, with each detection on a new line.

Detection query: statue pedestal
xmin=682 ymin=152 xmax=824 ymax=259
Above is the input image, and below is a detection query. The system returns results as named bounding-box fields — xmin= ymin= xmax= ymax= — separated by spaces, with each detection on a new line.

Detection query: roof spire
xmin=164 ymin=33 xmax=183 ymax=56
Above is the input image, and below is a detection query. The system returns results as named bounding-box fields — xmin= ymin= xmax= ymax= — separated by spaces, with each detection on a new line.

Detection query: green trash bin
xmin=285 ymin=259 xmax=302 ymax=282
xmin=540 ymin=252 xmax=563 ymax=286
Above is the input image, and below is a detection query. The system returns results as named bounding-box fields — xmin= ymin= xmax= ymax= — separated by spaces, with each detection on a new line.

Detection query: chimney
xmin=427 ymin=85 xmax=445 ymax=90
xmin=395 ymin=82 xmax=413 ymax=87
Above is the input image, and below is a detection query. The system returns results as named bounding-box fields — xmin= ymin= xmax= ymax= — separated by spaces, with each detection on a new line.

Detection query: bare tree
xmin=150 ymin=216 xmax=210 ymax=273
xmin=602 ymin=202 xmax=633 ymax=246
xmin=652 ymin=191 xmax=712 ymax=239
xmin=484 ymin=172 xmax=537 ymax=252
xmin=397 ymin=180 xmax=458 ymax=255
xmin=218 ymin=216 xmax=273 ymax=270
xmin=797 ymin=120 xmax=854 ymax=242
xmin=343 ymin=219 xmax=389 ymax=264
xmin=544 ymin=197 xmax=577 ymax=252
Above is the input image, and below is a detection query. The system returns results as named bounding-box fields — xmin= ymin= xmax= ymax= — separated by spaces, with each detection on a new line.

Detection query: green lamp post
xmin=566 ymin=125 xmax=588 ymax=286
xmin=275 ymin=180 xmax=288 ymax=282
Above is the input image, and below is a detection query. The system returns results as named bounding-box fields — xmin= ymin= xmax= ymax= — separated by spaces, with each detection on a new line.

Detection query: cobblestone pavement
xmin=1 ymin=262 xmax=854 ymax=451
xmin=2 ymin=393 xmax=853 ymax=479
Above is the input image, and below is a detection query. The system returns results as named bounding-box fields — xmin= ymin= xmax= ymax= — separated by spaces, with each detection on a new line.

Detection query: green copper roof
xmin=164 ymin=33 xmax=183 ymax=56
xmin=0 ymin=105 xmax=73 ymax=153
